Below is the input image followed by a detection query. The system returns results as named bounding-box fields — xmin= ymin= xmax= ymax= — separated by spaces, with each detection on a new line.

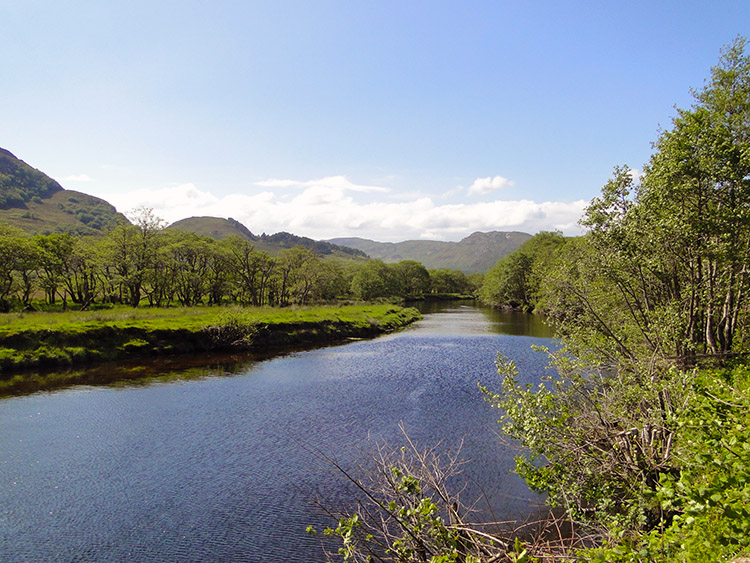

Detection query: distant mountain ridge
xmin=167 ymin=216 xmax=368 ymax=259
xmin=328 ymin=231 xmax=532 ymax=273
xmin=0 ymin=147 xmax=529 ymax=269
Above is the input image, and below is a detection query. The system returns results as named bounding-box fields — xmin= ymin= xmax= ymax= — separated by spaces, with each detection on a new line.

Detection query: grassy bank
xmin=0 ymin=304 xmax=421 ymax=383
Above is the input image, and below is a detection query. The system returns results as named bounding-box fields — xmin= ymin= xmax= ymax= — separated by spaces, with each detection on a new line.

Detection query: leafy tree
xmin=311 ymin=260 xmax=349 ymax=301
xmin=480 ymin=231 xmax=565 ymax=311
xmin=35 ymin=232 xmax=76 ymax=307
xmin=104 ymin=207 xmax=166 ymax=307
xmin=225 ymin=237 xmax=275 ymax=306
xmin=166 ymin=231 xmax=214 ymax=306
xmin=390 ymin=260 xmax=430 ymax=299
xmin=428 ymin=269 xmax=474 ymax=295
xmin=351 ymin=260 xmax=396 ymax=301
xmin=14 ymin=235 xmax=40 ymax=309
xmin=62 ymin=238 xmax=101 ymax=309
xmin=482 ymin=38 xmax=750 ymax=559
xmin=0 ymin=225 xmax=28 ymax=311
xmin=204 ymin=240 xmax=233 ymax=305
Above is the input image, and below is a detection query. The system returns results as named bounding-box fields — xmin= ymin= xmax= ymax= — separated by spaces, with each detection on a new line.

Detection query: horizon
xmin=3 ymin=1 xmax=749 ymax=242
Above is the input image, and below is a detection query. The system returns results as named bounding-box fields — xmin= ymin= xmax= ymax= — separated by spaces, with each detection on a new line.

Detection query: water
xmin=0 ymin=303 xmax=554 ymax=562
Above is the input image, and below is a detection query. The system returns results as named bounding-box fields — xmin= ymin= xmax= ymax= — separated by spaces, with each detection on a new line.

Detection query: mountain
xmin=0 ymin=148 xmax=527 ymax=269
xmin=0 ymin=148 xmax=127 ymax=235
xmin=168 ymin=216 xmax=368 ymax=260
xmin=328 ymin=231 xmax=532 ymax=273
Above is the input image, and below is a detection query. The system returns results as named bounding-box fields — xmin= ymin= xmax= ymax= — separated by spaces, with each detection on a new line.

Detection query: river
xmin=0 ymin=302 xmax=554 ymax=562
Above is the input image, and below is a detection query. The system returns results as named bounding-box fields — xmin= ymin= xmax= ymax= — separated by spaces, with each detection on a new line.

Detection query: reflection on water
xmin=1 ymin=352 xmax=262 ymax=398
xmin=3 ymin=302 xmax=553 ymax=398
xmin=0 ymin=302 xmax=555 ymax=563
xmin=412 ymin=299 xmax=554 ymax=338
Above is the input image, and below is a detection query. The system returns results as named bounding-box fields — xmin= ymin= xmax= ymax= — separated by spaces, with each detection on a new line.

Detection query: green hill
xmin=0 ymin=148 xmax=127 ymax=235
xmin=0 ymin=148 xmax=64 ymax=208
xmin=168 ymin=216 xmax=369 ymax=260
xmin=167 ymin=216 xmax=256 ymax=240
xmin=328 ymin=231 xmax=532 ymax=273
xmin=0 ymin=148 xmax=527 ymax=269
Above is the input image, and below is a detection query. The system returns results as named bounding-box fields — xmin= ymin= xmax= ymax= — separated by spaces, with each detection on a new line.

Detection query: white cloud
xmin=97 ymin=177 xmax=586 ymax=241
xmin=467 ymin=175 xmax=514 ymax=196
xmin=255 ymin=175 xmax=390 ymax=194
xmin=62 ymin=174 xmax=93 ymax=182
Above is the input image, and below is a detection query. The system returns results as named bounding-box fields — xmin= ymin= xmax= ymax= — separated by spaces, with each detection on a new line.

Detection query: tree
xmin=390 ymin=260 xmax=430 ymax=299
xmin=62 ymin=238 xmax=101 ymax=309
xmin=225 ymin=237 xmax=276 ymax=306
xmin=350 ymin=260 xmax=396 ymax=301
xmin=0 ymin=225 xmax=28 ymax=312
xmin=105 ymin=207 xmax=166 ymax=307
xmin=428 ymin=269 xmax=475 ymax=295
xmin=484 ymin=37 xmax=750 ymax=550
xmin=14 ymin=236 xmax=40 ymax=309
xmin=639 ymin=37 xmax=750 ymax=358
xmin=35 ymin=233 xmax=76 ymax=307
xmin=480 ymin=232 xmax=565 ymax=311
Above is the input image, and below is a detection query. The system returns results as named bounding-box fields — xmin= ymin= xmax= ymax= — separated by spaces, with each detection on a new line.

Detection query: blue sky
xmin=3 ymin=1 xmax=749 ymax=241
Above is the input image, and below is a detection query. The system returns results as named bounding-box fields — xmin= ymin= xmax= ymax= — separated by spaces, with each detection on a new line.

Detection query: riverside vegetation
xmin=312 ymin=37 xmax=750 ymax=562
xmin=0 ymin=303 xmax=421 ymax=395
xmin=0 ymin=205 xmax=478 ymax=382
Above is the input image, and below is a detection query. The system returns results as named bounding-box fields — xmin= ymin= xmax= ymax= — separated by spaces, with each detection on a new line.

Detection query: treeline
xmin=480 ymin=37 xmax=750 ymax=560
xmin=0 ymin=210 xmax=481 ymax=312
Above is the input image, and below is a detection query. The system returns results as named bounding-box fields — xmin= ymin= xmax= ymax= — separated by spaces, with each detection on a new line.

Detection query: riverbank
xmin=0 ymin=304 xmax=421 ymax=384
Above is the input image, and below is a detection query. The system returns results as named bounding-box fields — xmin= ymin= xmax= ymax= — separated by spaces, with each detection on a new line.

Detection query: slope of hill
xmin=0 ymin=148 xmax=64 ymax=209
xmin=0 ymin=147 xmax=527 ymax=268
xmin=167 ymin=216 xmax=256 ymax=240
xmin=328 ymin=231 xmax=532 ymax=273
xmin=0 ymin=148 xmax=127 ymax=235
xmin=168 ymin=216 xmax=368 ymax=260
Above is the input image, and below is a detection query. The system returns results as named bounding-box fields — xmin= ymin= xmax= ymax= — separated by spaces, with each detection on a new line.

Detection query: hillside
xmin=0 ymin=148 xmax=526 ymax=269
xmin=0 ymin=148 xmax=127 ymax=235
xmin=168 ymin=216 xmax=368 ymax=260
xmin=328 ymin=231 xmax=532 ymax=273
xmin=167 ymin=216 xmax=256 ymax=240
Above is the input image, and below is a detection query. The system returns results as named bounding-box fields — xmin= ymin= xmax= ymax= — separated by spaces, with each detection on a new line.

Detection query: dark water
xmin=0 ymin=303 xmax=554 ymax=562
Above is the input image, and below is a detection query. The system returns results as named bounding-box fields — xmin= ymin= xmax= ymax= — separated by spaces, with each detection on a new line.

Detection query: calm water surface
xmin=0 ymin=303 xmax=554 ymax=562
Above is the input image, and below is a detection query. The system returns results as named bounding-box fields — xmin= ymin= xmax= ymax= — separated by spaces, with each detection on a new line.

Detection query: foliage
xmin=540 ymin=37 xmax=750 ymax=369
xmin=480 ymin=232 xmax=565 ymax=311
xmin=478 ymin=37 xmax=750 ymax=562
xmin=427 ymin=269 xmax=478 ymax=295
xmin=0 ymin=220 xmax=446 ymax=312
xmin=481 ymin=352 xmax=688 ymax=530
xmin=350 ymin=260 xmax=398 ymax=301
xmin=0 ymin=148 xmax=63 ymax=209
xmin=581 ymin=365 xmax=750 ymax=561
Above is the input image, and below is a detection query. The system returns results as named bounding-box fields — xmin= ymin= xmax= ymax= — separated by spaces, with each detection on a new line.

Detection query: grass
xmin=0 ymin=303 xmax=422 ymax=387
xmin=0 ymin=303 xmax=412 ymax=332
